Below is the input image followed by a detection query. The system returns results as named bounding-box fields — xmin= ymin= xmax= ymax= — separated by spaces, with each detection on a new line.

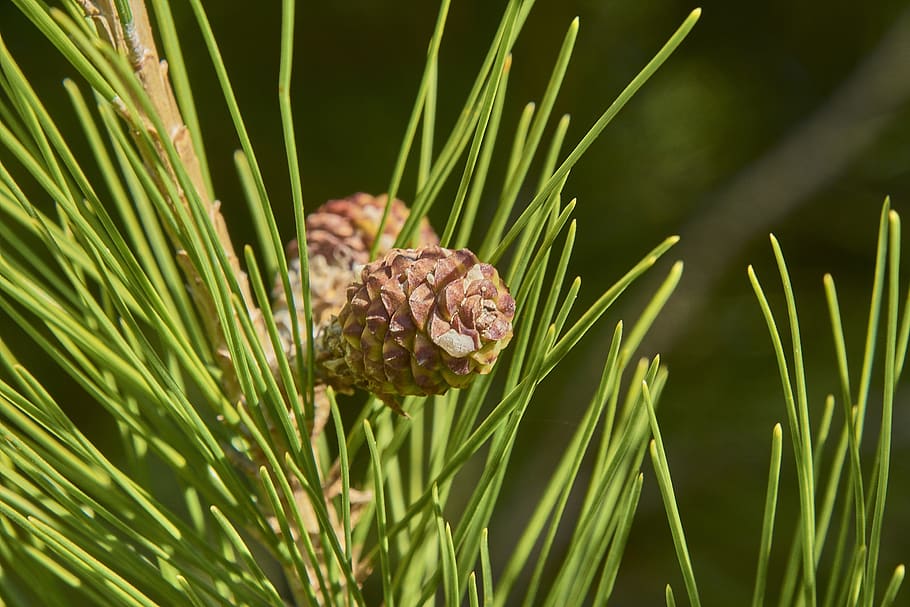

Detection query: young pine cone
xmin=318 ymin=245 xmax=515 ymax=410
xmin=304 ymin=192 xmax=438 ymax=271
xmin=273 ymin=193 xmax=438 ymax=367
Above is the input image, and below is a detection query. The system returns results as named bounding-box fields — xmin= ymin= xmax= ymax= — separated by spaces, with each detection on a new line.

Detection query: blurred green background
xmin=2 ymin=1 xmax=909 ymax=604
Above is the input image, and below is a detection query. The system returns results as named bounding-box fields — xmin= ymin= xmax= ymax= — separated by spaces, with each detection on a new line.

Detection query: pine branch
xmin=79 ymin=0 xmax=271 ymax=400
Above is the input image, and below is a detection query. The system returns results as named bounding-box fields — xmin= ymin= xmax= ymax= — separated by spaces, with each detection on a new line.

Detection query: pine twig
xmin=80 ymin=0 xmax=272 ymax=399
xmin=75 ymin=2 xmax=359 ymax=602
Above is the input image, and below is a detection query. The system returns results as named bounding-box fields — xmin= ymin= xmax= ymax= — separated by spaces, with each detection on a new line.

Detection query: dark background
xmin=2 ymin=1 xmax=909 ymax=604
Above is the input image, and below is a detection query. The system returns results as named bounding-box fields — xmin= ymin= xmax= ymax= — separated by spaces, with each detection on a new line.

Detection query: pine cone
xmin=318 ymin=246 xmax=515 ymax=409
xmin=273 ymin=193 xmax=438 ymax=361
xmin=276 ymin=193 xmax=438 ymax=328
xmin=303 ymin=192 xmax=437 ymax=271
